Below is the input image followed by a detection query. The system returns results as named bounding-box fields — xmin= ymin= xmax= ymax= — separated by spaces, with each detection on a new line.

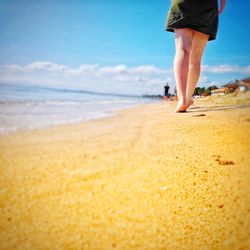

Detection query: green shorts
xmin=166 ymin=0 xmax=219 ymax=41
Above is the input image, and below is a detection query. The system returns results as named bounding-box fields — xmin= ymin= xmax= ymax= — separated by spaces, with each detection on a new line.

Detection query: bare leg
xmin=186 ymin=31 xmax=209 ymax=108
xmin=173 ymin=28 xmax=193 ymax=112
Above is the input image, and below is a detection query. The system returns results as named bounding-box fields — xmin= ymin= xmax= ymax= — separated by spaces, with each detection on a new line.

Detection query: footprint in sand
xmin=218 ymin=159 xmax=235 ymax=165
xmin=192 ymin=114 xmax=206 ymax=117
xmin=212 ymin=154 xmax=234 ymax=165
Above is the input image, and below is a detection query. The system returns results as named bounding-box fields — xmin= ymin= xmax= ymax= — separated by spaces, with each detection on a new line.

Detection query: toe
xmin=175 ymin=104 xmax=187 ymax=113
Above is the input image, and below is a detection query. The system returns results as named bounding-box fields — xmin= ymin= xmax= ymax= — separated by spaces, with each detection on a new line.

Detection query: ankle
xmin=178 ymin=97 xmax=186 ymax=104
xmin=186 ymin=96 xmax=193 ymax=104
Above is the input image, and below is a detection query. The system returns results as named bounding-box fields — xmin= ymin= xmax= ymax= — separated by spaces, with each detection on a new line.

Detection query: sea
xmin=0 ymin=83 xmax=159 ymax=135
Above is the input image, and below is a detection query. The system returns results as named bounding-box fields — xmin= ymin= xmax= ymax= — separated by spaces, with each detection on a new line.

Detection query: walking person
xmin=166 ymin=0 xmax=226 ymax=112
xmin=173 ymin=86 xmax=178 ymax=101
xmin=163 ymin=83 xmax=170 ymax=101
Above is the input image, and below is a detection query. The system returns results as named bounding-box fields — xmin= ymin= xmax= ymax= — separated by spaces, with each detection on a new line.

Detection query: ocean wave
xmin=0 ymin=112 xmax=114 ymax=135
xmin=0 ymin=85 xmax=156 ymax=135
xmin=0 ymin=99 xmax=139 ymax=106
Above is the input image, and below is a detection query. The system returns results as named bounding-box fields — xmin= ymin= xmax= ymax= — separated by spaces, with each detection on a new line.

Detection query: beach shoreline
xmin=1 ymin=92 xmax=250 ymax=249
xmin=0 ymin=88 xmax=158 ymax=136
xmin=0 ymin=100 xmax=159 ymax=136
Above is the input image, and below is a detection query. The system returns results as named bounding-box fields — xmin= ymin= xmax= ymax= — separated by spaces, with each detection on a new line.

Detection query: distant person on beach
xmin=166 ymin=0 xmax=226 ymax=112
xmin=163 ymin=83 xmax=170 ymax=100
xmin=173 ymin=86 xmax=178 ymax=101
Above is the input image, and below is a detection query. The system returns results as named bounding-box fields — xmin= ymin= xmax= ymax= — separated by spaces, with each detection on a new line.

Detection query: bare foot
xmin=186 ymin=99 xmax=194 ymax=109
xmin=175 ymin=101 xmax=187 ymax=113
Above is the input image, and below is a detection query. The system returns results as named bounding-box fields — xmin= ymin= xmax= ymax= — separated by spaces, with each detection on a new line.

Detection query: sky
xmin=0 ymin=0 xmax=249 ymax=95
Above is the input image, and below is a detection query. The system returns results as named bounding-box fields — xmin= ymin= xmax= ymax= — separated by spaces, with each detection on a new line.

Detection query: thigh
xmin=174 ymin=28 xmax=193 ymax=51
xmin=189 ymin=30 xmax=209 ymax=63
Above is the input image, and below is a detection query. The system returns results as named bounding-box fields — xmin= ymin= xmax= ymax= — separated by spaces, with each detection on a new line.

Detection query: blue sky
xmin=0 ymin=0 xmax=249 ymax=95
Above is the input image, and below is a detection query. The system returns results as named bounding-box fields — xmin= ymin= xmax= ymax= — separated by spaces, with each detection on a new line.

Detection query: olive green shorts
xmin=166 ymin=0 xmax=218 ymax=41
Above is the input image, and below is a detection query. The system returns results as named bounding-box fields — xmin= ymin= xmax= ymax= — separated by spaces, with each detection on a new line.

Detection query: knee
xmin=177 ymin=44 xmax=192 ymax=58
xmin=189 ymin=56 xmax=202 ymax=68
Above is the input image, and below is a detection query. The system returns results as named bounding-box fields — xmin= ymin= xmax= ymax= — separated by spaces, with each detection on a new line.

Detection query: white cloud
xmin=0 ymin=61 xmax=171 ymax=95
xmin=26 ymin=61 xmax=68 ymax=72
xmin=65 ymin=64 xmax=99 ymax=76
xmin=0 ymin=61 xmax=249 ymax=95
xmin=3 ymin=64 xmax=25 ymax=72
xmin=202 ymin=64 xmax=250 ymax=74
xmin=129 ymin=65 xmax=164 ymax=75
xmin=98 ymin=65 xmax=127 ymax=75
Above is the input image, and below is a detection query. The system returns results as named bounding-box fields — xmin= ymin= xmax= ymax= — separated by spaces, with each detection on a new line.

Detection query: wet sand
xmin=0 ymin=92 xmax=250 ymax=249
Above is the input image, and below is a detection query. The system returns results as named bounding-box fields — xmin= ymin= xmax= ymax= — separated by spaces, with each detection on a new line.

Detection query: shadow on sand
xmin=187 ymin=103 xmax=250 ymax=113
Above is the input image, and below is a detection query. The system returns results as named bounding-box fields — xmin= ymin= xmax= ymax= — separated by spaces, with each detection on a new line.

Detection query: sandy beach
xmin=0 ymin=92 xmax=250 ymax=249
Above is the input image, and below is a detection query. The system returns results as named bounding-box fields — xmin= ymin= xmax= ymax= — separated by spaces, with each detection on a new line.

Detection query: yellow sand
xmin=0 ymin=92 xmax=250 ymax=250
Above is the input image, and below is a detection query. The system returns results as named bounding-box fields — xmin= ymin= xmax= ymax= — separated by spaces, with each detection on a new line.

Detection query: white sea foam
xmin=0 ymin=84 xmax=157 ymax=135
